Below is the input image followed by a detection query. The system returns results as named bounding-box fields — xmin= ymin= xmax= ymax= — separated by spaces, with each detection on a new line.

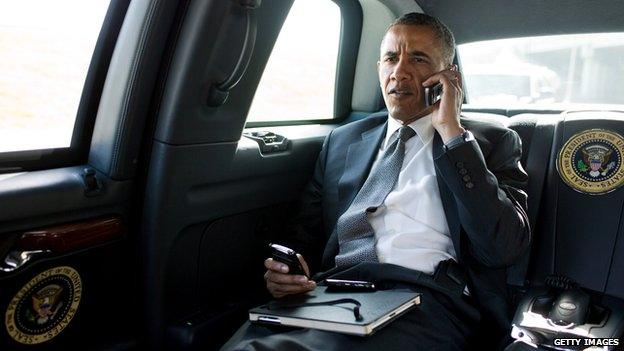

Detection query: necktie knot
xmin=398 ymin=126 xmax=416 ymax=142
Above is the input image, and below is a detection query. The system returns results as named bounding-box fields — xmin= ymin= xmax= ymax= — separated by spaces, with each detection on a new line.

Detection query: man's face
xmin=378 ymin=25 xmax=446 ymax=122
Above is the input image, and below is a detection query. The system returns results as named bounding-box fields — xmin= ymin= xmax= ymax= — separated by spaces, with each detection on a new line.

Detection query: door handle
xmin=243 ymin=131 xmax=289 ymax=153
xmin=1 ymin=250 xmax=49 ymax=273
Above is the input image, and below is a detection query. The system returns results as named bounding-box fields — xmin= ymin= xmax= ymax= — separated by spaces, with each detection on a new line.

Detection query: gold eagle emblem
xmin=557 ymin=129 xmax=624 ymax=195
xmin=580 ymin=145 xmax=614 ymax=178
xmin=31 ymin=284 xmax=64 ymax=325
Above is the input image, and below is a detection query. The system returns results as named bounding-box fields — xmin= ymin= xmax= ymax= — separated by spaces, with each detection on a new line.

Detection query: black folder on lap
xmin=249 ymin=286 xmax=420 ymax=336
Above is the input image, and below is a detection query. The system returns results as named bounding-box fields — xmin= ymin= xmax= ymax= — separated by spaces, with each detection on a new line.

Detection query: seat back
xmin=508 ymin=111 xmax=624 ymax=299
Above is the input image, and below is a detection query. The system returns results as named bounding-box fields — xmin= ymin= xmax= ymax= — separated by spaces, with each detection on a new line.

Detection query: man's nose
xmin=391 ymin=57 xmax=411 ymax=81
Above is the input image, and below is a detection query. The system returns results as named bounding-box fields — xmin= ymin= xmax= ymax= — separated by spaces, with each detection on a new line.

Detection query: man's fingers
xmin=264 ymin=258 xmax=289 ymax=273
xmin=264 ymin=255 xmax=316 ymax=298
xmin=434 ymin=72 xmax=463 ymax=105
xmin=442 ymin=70 xmax=464 ymax=106
xmin=422 ymin=70 xmax=462 ymax=89
xmin=267 ymin=282 xmax=312 ymax=294
xmin=265 ymin=270 xmax=312 ymax=285
xmin=438 ymin=71 xmax=461 ymax=89
xmin=421 ymin=70 xmax=450 ymax=86
xmin=421 ymin=74 xmax=440 ymax=87
xmin=267 ymin=281 xmax=316 ymax=295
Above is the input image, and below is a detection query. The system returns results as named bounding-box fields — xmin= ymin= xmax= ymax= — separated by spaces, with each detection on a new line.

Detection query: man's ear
xmin=376 ymin=61 xmax=380 ymax=72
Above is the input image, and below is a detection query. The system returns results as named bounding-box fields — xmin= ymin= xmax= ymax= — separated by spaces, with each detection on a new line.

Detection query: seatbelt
xmin=507 ymin=116 xmax=557 ymax=286
xmin=527 ymin=117 xmax=557 ymax=231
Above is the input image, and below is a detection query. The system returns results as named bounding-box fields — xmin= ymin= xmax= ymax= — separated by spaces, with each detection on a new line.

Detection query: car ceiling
xmin=416 ymin=0 xmax=624 ymax=44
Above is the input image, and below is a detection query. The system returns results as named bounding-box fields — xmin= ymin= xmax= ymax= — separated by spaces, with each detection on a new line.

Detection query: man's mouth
xmin=388 ymin=88 xmax=414 ymax=97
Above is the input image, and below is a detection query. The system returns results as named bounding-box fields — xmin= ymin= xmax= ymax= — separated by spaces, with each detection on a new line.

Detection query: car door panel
xmin=0 ymin=0 xmax=182 ymax=348
xmin=0 ymin=168 xmax=132 ymax=227
xmin=143 ymin=122 xmax=332 ymax=348
xmin=0 ymin=213 xmax=135 ymax=350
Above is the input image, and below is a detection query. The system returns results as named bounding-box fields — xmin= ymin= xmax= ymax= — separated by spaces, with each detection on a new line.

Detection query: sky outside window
xmin=0 ymin=0 xmax=110 ymax=152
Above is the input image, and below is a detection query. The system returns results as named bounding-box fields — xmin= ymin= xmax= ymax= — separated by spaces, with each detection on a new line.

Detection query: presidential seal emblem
xmin=5 ymin=266 xmax=82 ymax=345
xmin=557 ymin=129 xmax=624 ymax=195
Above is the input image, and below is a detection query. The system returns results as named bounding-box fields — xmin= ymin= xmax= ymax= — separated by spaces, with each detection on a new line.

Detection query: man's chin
xmin=389 ymin=106 xmax=431 ymax=124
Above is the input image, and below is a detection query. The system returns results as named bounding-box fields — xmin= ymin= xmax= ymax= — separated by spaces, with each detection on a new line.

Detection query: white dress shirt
xmin=368 ymin=114 xmax=457 ymax=275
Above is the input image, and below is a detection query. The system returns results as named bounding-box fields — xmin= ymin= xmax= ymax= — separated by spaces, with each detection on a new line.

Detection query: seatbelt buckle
xmin=433 ymin=259 xmax=469 ymax=296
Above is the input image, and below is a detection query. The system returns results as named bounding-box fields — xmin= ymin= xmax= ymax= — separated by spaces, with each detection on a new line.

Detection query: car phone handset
xmin=547 ymin=288 xmax=591 ymax=327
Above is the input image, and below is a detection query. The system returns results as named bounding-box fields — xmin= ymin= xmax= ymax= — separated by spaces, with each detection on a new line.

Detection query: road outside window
xmin=0 ymin=0 xmax=110 ymax=153
xmin=459 ymin=33 xmax=624 ymax=110
xmin=246 ymin=0 xmax=341 ymax=122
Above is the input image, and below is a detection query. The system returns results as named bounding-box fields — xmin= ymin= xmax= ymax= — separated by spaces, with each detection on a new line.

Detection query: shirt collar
xmin=384 ymin=113 xmax=435 ymax=148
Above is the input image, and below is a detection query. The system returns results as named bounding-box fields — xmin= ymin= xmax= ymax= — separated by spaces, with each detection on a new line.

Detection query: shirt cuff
xmin=444 ymin=131 xmax=471 ymax=151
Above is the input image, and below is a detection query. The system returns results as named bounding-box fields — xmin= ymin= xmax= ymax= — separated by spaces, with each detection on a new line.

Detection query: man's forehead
xmin=381 ymin=24 xmax=438 ymax=50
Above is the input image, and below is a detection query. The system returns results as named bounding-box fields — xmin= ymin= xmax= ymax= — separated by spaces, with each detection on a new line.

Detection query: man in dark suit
xmin=223 ymin=12 xmax=529 ymax=351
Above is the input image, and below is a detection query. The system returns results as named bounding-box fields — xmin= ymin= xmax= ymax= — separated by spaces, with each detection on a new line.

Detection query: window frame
xmin=244 ymin=0 xmax=362 ymax=128
xmin=0 ymin=0 xmax=130 ymax=174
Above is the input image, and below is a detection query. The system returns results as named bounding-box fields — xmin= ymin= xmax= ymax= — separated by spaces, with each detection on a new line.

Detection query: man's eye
xmin=385 ymin=57 xmax=397 ymax=62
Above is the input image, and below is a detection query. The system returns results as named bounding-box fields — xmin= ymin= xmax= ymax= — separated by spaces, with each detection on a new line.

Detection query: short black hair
xmin=385 ymin=12 xmax=456 ymax=65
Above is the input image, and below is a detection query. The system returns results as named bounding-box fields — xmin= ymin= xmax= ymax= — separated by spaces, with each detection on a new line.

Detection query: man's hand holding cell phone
xmin=264 ymin=244 xmax=316 ymax=298
xmin=423 ymin=64 xmax=465 ymax=143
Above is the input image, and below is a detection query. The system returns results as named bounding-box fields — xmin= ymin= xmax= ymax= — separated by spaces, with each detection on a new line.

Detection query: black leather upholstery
xmin=506 ymin=111 xmax=624 ymax=300
xmin=89 ymin=0 xmax=175 ymax=180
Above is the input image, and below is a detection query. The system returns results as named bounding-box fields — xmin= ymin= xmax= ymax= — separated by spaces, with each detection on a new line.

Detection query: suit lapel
xmin=433 ymin=132 xmax=462 ymax=259
xmin=330 ymin=119 xmax=463 ymax=263
xmin=337 ymin=121 xmax=387 ymax=205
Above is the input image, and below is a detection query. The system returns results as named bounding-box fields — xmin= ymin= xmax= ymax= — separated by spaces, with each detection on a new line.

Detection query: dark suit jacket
xmin=283 ymin=111 xmax=530 ymax=335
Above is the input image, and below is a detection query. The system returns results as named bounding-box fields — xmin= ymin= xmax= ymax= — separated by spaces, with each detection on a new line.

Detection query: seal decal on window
xmin=5 ymin=266 xmax=82 ymax=345
xmin=557 ymin=129 xmax=624 ymax=195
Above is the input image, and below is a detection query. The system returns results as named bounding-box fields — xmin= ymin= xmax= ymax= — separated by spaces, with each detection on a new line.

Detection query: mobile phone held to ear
xmin=424 ymin=82 xmax=443 ymax=107
xmin=269 ymin=243 xmax=307 ymax=277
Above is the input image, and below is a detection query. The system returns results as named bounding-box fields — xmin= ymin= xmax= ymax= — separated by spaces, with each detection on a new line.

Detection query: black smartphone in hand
xmin=269 ymin=243 xmax=307 ymax=277
xmin=424 ymin=82 xmax=443 ymax=107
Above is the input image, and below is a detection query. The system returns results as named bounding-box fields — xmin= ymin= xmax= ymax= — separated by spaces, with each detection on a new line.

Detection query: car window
xmin=0 ymin=0 xmax=110 ymax=153
xmin=246 ymin=0 xmax=341 ymax=123
xmin=458 ymin=33 xmax=624 ymax=110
